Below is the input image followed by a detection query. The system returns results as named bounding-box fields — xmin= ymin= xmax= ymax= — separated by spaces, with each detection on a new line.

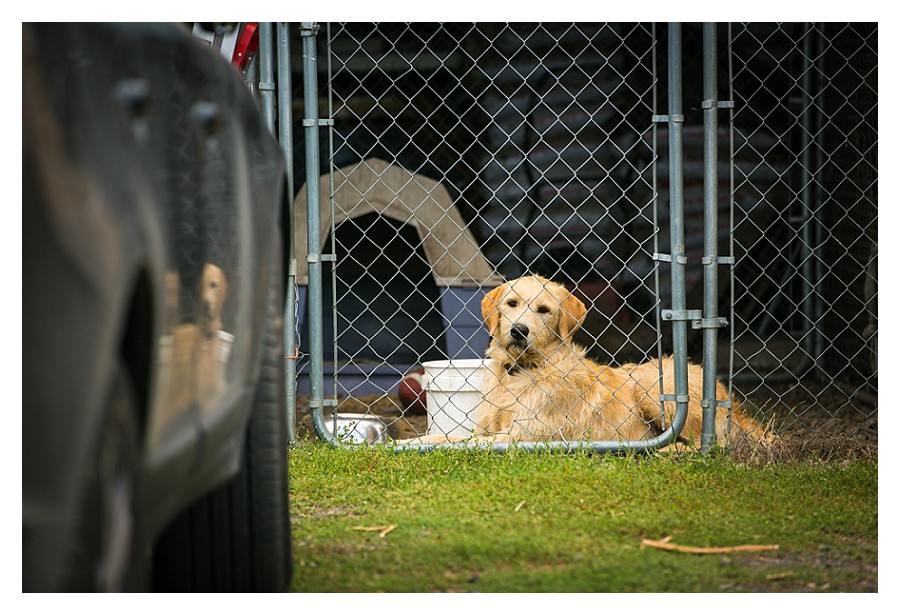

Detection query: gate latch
xmin=661 ymin=309 xmax=702 ymax=322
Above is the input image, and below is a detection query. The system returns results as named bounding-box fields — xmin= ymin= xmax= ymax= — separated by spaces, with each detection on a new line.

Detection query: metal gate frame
xmin=285 ymin=21 xmax=741 ymax=454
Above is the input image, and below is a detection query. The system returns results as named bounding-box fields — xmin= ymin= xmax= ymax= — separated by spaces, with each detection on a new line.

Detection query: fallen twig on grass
xmin=353 ymin=524 xmax=396 ymax=538
xmin=641 ymin=535 xmax=779 ymax=555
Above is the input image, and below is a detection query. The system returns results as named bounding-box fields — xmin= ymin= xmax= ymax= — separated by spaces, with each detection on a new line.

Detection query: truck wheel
xmin=63 ymin=365 xmax=145 ymax=591
xmin=152 ymin=244 xmax=292 ymax=591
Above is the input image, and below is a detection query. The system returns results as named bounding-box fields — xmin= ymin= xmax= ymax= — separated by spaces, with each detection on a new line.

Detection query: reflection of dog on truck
xmin=412 ymin=275 xmax=772 ymax=448
xmin=154 ymin=264 xmax=231 ymax=442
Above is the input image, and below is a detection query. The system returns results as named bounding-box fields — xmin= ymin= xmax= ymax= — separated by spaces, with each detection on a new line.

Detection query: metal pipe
xmin=726 ymin=22 xmax=736 ymax=441
xmin=667 ymin=23 xmax=691 ymax=444
xmin=700 ymin=22 xmax=720 ymax=453
xmin=300 ymin=22 xmax=338 ymax=445
xmin=277 ymin=23 xmax=294 ymax=209
xmin=277 ymin=23 xmax=298 ymax=442
xmin=258 ymin=23 xmax=276 ymax=133
xmin=392 ymin=414 xmax=689 ymax=454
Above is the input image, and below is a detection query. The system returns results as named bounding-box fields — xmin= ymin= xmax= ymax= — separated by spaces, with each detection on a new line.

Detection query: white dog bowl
xmin=422 ymin=359 xmax=493 ymax=438
xmin=324 ymin=413 xmax=389 ymax=444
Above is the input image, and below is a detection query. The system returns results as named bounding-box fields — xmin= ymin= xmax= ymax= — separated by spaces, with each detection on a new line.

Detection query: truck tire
xmin=62 ymin=364 xmax=146 ymax=591
xmin=152 ymin=245 xmax=292 ymax=592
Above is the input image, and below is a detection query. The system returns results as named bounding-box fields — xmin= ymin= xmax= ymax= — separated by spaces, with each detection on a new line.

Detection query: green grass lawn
xmin=287 ymin=443 xmax=877 ymax=592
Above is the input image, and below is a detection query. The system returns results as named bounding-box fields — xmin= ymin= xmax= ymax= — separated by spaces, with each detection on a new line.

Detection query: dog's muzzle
xmin=509 ymin=323 xmax=529 ymax=346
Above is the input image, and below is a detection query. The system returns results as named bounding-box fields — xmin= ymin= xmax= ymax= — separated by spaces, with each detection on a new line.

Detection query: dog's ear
xmin=481 ymin=283 xmax=507 ymax=337
xmin=558 ymin=289 xmax=587 ymax=339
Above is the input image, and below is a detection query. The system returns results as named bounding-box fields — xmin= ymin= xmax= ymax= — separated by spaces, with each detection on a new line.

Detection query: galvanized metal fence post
xmin=301 ymin=22 xmax=339 ymax=444
xmin=258 ymin=24 xmax=276 ymax=133
xmin=663 ymin=22 xmax=691 ymax=445
xmin=700 ymin=22 xmax=723 ymax=453
xmin=277 ymin=23 xmax=298 ymax=442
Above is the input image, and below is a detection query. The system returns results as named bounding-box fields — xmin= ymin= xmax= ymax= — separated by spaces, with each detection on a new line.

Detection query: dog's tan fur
xmin=472 ymin=275 xmax=769 ymax=447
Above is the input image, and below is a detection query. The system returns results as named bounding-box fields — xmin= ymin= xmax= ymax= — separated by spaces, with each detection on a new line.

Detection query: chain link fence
xmin=290 ymin=22 xmax=876 ymax=454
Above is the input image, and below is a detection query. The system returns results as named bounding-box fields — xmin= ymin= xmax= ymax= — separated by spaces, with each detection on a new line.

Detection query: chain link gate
xmin=289 ymin=23 xmax=876 ymax=455
xmin=726 ymin=23 xmax=877 ymax=448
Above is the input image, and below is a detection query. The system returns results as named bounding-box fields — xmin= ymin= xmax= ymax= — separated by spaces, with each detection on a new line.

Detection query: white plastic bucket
xmin=422 ymin=359 xmax=492 ymax=437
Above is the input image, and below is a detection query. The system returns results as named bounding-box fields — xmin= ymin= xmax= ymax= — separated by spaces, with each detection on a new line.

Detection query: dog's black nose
xmin=510 ymin=323 xmax=529 ymax=343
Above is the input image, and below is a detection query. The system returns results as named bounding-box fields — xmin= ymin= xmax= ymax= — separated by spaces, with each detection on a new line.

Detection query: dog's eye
xmin=506 ymin=299 xmax=518 ymax=308
xmin=536 ymin=305 xmax=550 ymax=314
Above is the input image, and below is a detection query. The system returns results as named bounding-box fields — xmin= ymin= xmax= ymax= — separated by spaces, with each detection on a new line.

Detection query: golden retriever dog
xmin=403 ymin=275 xmax=770 ymax=448
xmin=472 ymin=275 xmax=769 ymax=447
